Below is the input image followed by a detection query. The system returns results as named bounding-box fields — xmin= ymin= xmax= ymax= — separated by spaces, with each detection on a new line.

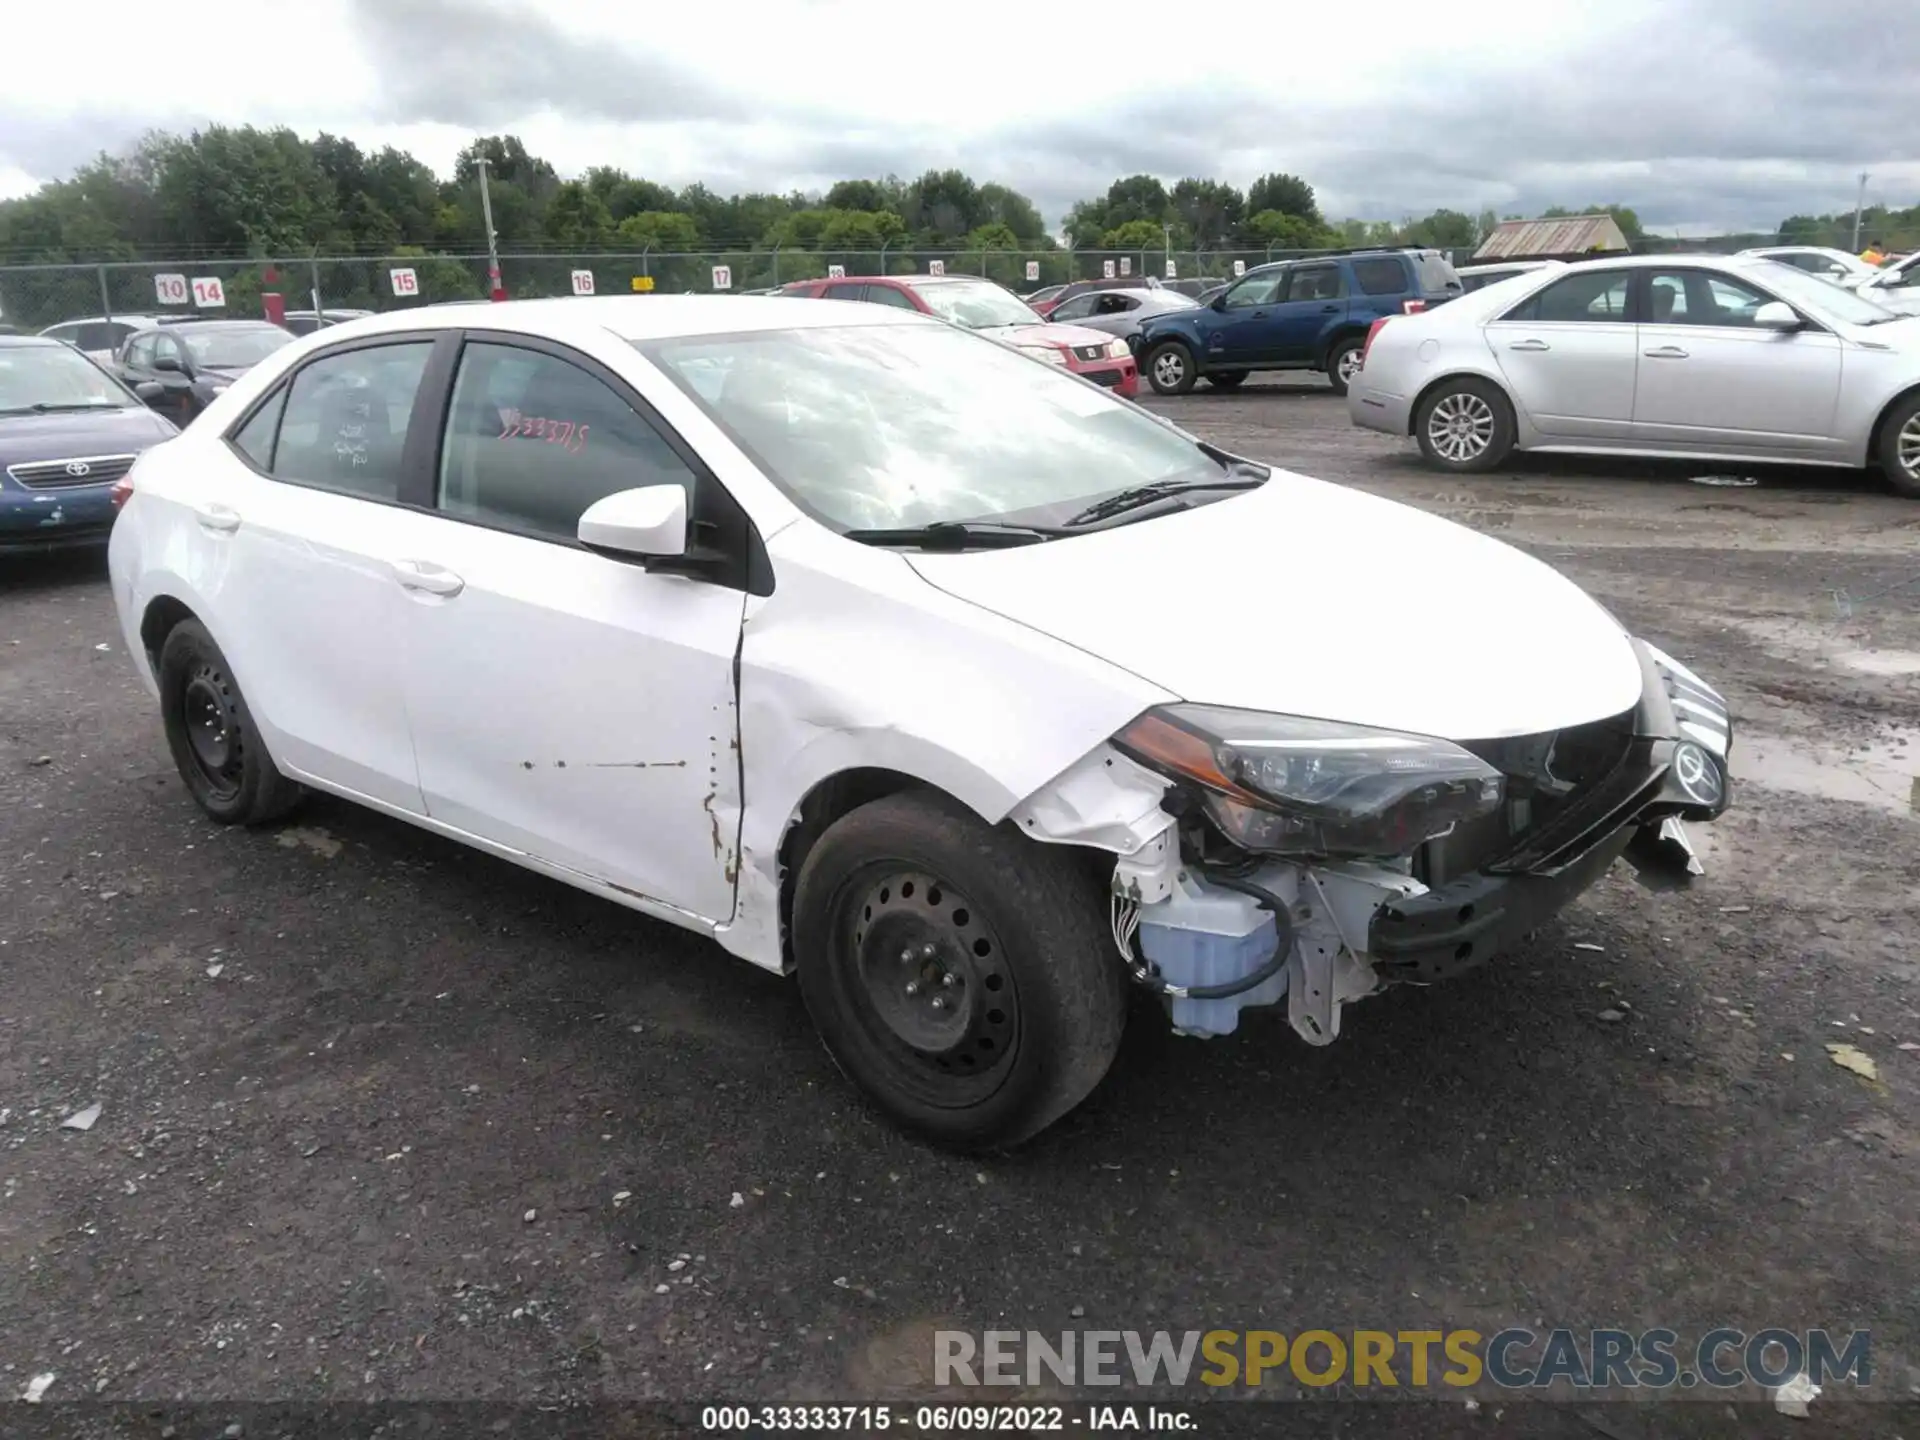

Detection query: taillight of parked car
xmin=1361 ymin=317 xmax=1392 ymax=367
xmin=110 ymin=475 xmax=134 ymax=510
xmin=1402 ymin=299 xmax=1428 ymax=315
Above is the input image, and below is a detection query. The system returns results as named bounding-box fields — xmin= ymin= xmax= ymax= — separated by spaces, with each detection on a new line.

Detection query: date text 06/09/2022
xmin=700 ymin=1405 xmax=1194 ymax=1431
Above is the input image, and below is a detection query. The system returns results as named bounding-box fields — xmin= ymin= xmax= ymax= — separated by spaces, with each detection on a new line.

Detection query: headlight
xmin=1105 ymin=338 xmax=1131 ymax=359
xmin=1014 ymin=344 xmax=1067 ymax=365
xmin=1113 ymin=704 xmax=1504 ymax=858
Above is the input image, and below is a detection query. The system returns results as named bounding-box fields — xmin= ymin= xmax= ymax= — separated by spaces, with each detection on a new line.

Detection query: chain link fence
xmin=0 ymin=247 xmax=1485 ymax=331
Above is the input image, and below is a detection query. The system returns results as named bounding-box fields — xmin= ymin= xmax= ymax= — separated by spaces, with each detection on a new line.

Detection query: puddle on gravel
xmin=1732 ymin=729 xmax=1919 ymax=814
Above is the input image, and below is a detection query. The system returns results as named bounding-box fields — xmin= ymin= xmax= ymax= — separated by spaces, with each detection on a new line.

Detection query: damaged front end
xmin=1014 ymin=638 xmax=1733 ymax=1045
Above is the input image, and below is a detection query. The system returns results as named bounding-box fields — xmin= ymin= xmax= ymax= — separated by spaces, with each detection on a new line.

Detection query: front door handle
xmin=390 ymin=559 xmax=465 ymax=598
xmin=1644 ymin=346 xmax=1690 ymax=359
xmin=1320 ymin=304 xmax=1341 ymax=313
xmin=1249 ymin=310 xmax=1268 ymax=318
xmin=1508 ymin=339 xmax=1551 ymax=352
xmin=193 ymin=502 xmax=240 ymax=534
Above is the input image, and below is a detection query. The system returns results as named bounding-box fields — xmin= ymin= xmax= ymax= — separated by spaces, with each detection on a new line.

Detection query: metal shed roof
xmin=1473 ymin=214 xmax=1630 ymax=260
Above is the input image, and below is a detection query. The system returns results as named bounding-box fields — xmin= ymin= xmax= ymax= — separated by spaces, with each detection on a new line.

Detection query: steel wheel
xmin=842 ymin=868 xmax=1020 ymax=1106
xmin=1426 ymin=391 xmax=1497 ymax=464
xmin=178 ymin=661 xmax=246 ymax=803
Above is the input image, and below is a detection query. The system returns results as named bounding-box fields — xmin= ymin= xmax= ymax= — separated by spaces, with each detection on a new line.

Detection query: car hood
xmin=978 ymin=321 xmax=1122 ymax=349
xmin=906 ymin=473 xmax=1645 ymax=741
xmin=0 ymin=406 xmax=176 ymax=468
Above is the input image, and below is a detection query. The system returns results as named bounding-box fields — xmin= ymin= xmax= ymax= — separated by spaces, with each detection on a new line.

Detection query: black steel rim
xmin=179 ymin=662 xmax=244 ymax=800
xmin=839 ymin=868 xmax=1020 ymax=1107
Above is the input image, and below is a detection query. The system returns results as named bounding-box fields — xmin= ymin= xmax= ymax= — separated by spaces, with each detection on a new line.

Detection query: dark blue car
xmin=0 ymin=336 xmax=178 ymax=553
xmin=1133 ymin=247 xmax=1462 ymax=397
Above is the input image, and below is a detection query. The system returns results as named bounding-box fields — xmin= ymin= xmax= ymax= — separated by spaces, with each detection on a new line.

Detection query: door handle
xmin=390 ymin=559 xmax=465 ymax=598
xmin=193 ymin=502 xmax=240 ymax=534
xmin=1320 ymin=304 xmax=1340 ymax=313
xmin=1508 ymin=339 xmax=1551 ymax=352
xmin=1644 ymin=346 xmax=1689 ymax=359
xmin=1250 ymin=310 xmax=1268 ymax=318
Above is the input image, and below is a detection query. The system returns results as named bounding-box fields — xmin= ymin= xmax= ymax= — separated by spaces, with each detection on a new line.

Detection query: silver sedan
xmin=1348 ymin=254 xmax=1920 ymax=497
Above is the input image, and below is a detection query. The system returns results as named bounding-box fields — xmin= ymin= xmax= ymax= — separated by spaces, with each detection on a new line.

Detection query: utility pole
xmin=478 ymin=157 xmax=505 ymax=301
xmin=1851 ymin=172 xmax=1869 ymax=253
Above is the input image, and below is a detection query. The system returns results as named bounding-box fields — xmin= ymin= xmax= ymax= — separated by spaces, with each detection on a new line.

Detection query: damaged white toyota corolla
xmin=109 ymin=295 xmax=1735 ymax=1149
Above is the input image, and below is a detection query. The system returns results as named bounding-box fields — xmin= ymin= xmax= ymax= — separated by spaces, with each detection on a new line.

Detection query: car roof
xmin=159 ymin=318 xmax=283 ymax=329
xmin=0 ymin=334 xmax=68 ymax=350
xmin=321 ymin=295 xmax=930 ymax=345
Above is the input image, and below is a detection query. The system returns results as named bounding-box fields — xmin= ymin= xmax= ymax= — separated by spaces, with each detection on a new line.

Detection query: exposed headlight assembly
xmin=1105 ymin=338 xmax=1131 ymax=359
xmin=1114 ymin=704 xmax=1504 ymax=858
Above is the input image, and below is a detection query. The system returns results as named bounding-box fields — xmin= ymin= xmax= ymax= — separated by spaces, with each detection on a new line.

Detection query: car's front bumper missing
xmin=1366 ymin=638 xmax=1732 ymax=983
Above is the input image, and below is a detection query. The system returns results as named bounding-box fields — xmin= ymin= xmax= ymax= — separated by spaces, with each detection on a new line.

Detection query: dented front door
xmin=398 ymin=517 xmax=746 ymax=925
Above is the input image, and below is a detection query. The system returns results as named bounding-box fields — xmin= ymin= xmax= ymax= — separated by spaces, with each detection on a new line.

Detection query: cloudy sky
xmin=4 ymin=0 xmax=1918 ymax=234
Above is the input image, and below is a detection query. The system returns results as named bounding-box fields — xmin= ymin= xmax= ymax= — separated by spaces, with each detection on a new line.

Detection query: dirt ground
xmin=2 ymin=379 xmax=1917 ymax=1437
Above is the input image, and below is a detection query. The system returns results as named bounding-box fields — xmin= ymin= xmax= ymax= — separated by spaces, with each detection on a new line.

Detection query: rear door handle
xmin=193 ymin=502 xmax=240 ymax=534
xmin=390 ymin=559 xmax=465 ymax=598
xmin=1508 ymin=339 xmax=1551 ymax=352
xmin=1644 ymin=346 xmax=1689 ymax=359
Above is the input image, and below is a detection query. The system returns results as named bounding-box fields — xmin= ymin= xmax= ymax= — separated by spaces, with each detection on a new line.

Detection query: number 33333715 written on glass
xmin=498 ymin=409 xmax=589 ymax=452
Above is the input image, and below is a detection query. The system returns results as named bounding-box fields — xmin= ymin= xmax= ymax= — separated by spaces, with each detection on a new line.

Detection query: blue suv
xmin=1134 ymin=248 xmax=1462 ymax=397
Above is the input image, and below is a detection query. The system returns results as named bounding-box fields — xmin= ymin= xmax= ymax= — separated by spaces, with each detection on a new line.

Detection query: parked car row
xmin=1348 ymin=253 xmax=1920 ymax=496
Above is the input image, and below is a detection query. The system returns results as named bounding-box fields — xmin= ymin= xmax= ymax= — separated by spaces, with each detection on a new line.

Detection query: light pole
xmin=1851 ymin=172 xmax=1869 ymax=253
xmin=478 ymin=157 xmax=505 ymax=300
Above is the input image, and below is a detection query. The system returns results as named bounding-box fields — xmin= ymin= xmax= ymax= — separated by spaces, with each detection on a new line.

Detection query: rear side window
xmin=77 ymin=323 xmax=126 ymax=352
xmin=1285 ymin=265 xmax=1344 ymax=301
xmin=824 ymin=283 xmax=865 ymax=301
xmin=436 ymin=342 xmax=696 ymax=543
xmin=1350 ymin=258 xmax=1408 ymax=296
xmin=1412 ymin=252 xmax=1462 ymax=295
xmin=271 ymin=342 xmax=433 ymax=501
xmin=1502 ymin=271 xmax=1632 ymax=323
xmin=230 ymin=387 xmax=288 ymax=469
xmin=863 ymin=286 xmax=919 ymax=310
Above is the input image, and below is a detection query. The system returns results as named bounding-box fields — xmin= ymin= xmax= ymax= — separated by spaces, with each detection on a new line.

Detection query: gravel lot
xmin=3 ymin=380 xmax=1917 ymax=1434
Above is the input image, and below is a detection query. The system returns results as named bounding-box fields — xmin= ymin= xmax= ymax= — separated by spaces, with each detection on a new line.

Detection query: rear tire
xmin=158 ymin=619 xmax=305 ymax=825
xmin=1206 ymin=371 xmax=1248 ymax=391
xmin=1325 ymin=336 xmax=1365 ymax=397
xmin=792 ymin=790 xmax=1127 ymax=1151
xmin=1143 ymin=340 xmax=1197 ymax=395
xmin=1413 ymin=376 xmax=1516 ymax=473
xmin=1876 ymin=392 xmax=1920 ymax=498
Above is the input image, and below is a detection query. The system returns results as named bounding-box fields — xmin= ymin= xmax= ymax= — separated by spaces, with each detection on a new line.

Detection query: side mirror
xmin=1753 ymin=301 xmax=1800 ymax=331
xmin=577 ymin=484 xmax=688 ymax=559
xmin=152 ymin=354 xmax=184 ymax=374
xmin=133 ymin=381 xmax=165 ymax=403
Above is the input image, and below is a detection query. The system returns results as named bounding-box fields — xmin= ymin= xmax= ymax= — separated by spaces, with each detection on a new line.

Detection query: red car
xmin=779 ymin=274 xmax=1139 ymax=397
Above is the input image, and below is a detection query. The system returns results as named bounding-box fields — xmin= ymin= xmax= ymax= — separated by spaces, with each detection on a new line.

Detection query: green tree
xmin=543 ymin=180 xmax=615 ymax=249
xmin=1170 ymin=178 xmax=1245 ymax=247
xmin=1246 ymin=173 xmax=1321 ymax=223
xmin=902 ymin=169 xmax=986 ymax=243
xmin=1400 ymin=208 xmax=1479 ymax=248
xmin=615 ymin=211 xmax=701 ymax=251
xmin=1245 ymin=209 xmax=1333 ymax=250
xmin=1100 ymin=218 xmax=1171 ymax=250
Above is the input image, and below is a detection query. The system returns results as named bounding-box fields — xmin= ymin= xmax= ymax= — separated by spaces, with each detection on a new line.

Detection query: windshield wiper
xmin=841 ymin=520 xmax=1068 ymax=550
xmin=0 ymin=401 xmax=114 ymax=415
xmin=1063 ymin=474 xmax=1266 ymax=527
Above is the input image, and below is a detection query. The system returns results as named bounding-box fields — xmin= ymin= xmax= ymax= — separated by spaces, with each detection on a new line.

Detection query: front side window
xmin=437 ymin=342 xmax=696 ymax=542
xmin=271 ymin=343 xmax=433 ymax=500
xmin=78 ymin=323 xmax=127 ymax=353
xmin=1645 ymin=270 xmax=1775 ymax=328
xmin=644 ymin=323 xmax=1226 ymax=533
xmin=126 ymin=334 xmax=156 ymax=367
xmin=1222 ymin=272 xmax=1284 ymax=308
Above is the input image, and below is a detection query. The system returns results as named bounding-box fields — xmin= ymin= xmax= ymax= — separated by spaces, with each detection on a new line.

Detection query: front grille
xmin=1072 ymin=344 xmax=1110 ymax=362
xmin=7 ymin=454 xmax=137 ymax=490
xmin=1416 ymin=708 xmax=1638 ymax=884
xmin=1083 ymin=368 xmax=1124 ymax=388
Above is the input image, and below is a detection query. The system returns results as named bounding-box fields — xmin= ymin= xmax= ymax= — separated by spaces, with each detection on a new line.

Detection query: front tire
xmin=1325 ymin=337 xmax=1365 ymax=397
xmin=792 ymin=790 xmax=1127 ymax=1150
xmin=157 ymin=619 xmax=305 ymax=825
xmin=1143 ymin=340 xmax=1197 ymax=395
xmin=1876 ymin=392 xmax=1920 ymax=498
xmin=1413 ymin=377 xmax=1516 ymax=473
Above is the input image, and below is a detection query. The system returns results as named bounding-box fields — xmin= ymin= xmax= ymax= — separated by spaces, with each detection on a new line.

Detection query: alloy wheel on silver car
xmin=1336 ymin=347 xmax=1363 ymax=387
xmin=1899 ymin=413 xmax=1920 ymax=484
xmin=1427 ymin=392 xmax=1497 ymax=464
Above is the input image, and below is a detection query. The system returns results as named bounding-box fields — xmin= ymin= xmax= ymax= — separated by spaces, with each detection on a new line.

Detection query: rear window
xmin=1350 ymin=258 xmax=1408 ymax=296
xmin=1413 ymin=251 xmax=1463 ymax=295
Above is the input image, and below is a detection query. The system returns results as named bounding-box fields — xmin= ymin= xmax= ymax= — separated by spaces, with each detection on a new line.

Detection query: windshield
xmin=1747 ymin=260 xmax=1903 ymax=325
xmin=181 ymin=326 xmax=294 ymax=369
xmin=913 ymin=281 xmax=1043 ymax=330
xmin=0 ymin=345 xmax=138 ymax=411
xmin=642 ymin=323 xmax=1224 ymax=532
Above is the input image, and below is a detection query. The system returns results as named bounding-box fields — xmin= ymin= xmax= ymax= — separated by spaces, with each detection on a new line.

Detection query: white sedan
xmin=109 ymin=295 xmax=1734 ymax=1148
xmin=1349 ymin=254 xmax=1920 ymax=496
